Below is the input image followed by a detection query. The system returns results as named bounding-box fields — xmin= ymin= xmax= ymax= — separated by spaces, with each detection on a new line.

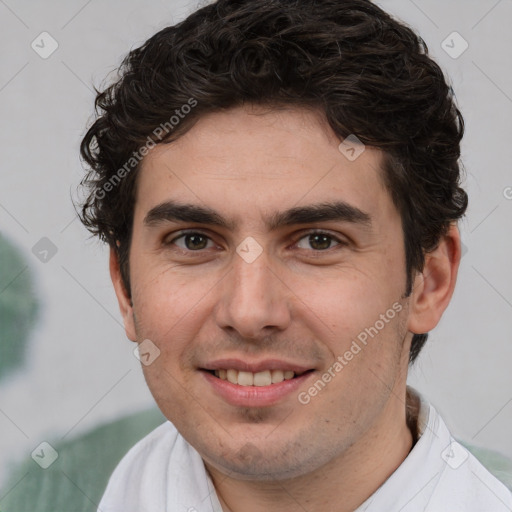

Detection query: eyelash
xmin=164 ymin=229 xmax=347 ymax=254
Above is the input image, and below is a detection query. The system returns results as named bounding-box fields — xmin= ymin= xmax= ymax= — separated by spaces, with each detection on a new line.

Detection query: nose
xmin=214 ymin=250 xmax=292 ymax=342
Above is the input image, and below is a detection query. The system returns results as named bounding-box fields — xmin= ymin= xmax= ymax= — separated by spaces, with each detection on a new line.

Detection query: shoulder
xmin=424 ymin=403 xmax=512 ymax=511
xmin=109 ymin=419 xmax=179 ymax=469
xmin=98 ymin=421 xmax=180 ymax=511
xmin=428 ymin=439 xmax=512 ymax=511
xmin=388 ymin=389 xmax=512 ymax=512
xmin=97 ymin=420 xmax=216 ymax=512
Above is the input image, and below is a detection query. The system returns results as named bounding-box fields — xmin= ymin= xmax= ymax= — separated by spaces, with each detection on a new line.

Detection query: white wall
xmin=0 ymin=0 xmax=510 ymax=487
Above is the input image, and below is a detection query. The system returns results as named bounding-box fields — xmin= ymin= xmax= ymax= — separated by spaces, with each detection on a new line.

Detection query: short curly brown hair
xmin=78 ymin=0 xmax=468 ymax=363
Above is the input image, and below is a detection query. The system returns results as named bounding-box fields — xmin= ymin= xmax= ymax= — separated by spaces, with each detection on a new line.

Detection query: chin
xmin=198 ymin=433 xmax=329 ymax=482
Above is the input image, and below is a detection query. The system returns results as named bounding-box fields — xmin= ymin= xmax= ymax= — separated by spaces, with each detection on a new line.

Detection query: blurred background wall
xmin=0 ymin=0 xmax=511 ymax=498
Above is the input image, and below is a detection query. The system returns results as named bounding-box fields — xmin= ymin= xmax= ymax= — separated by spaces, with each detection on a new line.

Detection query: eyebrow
xmin=144 ymin=200 xmax=372 ymax=231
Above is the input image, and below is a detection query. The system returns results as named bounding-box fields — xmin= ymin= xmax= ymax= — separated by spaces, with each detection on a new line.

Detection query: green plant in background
xmin=0 ymin=232 xmax=39 ymax=379
xmin=0 ymin=408 xmax=165 ymax=512
xmin=0 ymin=234 xmax=165 ymax=511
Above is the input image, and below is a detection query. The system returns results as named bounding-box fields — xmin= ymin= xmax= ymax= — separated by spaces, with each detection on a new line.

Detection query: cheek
xmin=130 ymin=274 xmax=206 ymax=409
xmin=126 ymin=258 xmax=198 ymax=410
xmin=294 ymin=268 xmax=401 ymax=342
xmin=293 ymin=267 xmax=408 ymax=399
xmin=130 ymin=267 xmax=207 ymax=350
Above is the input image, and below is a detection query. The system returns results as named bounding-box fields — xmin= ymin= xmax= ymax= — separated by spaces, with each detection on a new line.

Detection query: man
xmin=78 ymin=0 xmax=512 ymax=510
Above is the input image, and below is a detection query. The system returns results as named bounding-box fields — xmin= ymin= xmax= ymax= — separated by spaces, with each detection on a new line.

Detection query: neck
xmin=207 ymin=388 xmax=416 ymax=512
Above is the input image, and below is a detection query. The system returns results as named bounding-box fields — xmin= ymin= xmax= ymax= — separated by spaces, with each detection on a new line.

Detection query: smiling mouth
xmin=205 ymin=369 xmax=313 ymax=386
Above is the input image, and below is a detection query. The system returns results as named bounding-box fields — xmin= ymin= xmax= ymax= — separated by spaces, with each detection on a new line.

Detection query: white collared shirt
xmin=98 ymin=389 xmax=512 ymax=512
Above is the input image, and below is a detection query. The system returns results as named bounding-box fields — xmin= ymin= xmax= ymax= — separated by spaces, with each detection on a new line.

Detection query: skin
xmin=110 ymin=105 xmax=461 ymax=512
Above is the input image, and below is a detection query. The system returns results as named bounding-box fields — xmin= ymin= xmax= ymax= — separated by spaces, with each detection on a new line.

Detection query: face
xmin=114 ymin=106 xmax=417 ymax=480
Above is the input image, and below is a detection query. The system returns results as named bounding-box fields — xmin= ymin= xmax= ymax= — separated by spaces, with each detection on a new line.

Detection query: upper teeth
xmin=214 ymin=369 xmax=295 ymax=386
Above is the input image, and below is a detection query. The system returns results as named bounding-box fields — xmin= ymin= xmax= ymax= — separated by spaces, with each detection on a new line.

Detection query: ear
xmin=407 ymin=223 xmax=461 ymax=335
xmin=109 ymin=247 xmax=137 ymax=342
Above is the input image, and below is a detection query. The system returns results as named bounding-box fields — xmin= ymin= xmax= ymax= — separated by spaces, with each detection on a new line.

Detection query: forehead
xmin=134 ymin=106 xmax=393 ymax=229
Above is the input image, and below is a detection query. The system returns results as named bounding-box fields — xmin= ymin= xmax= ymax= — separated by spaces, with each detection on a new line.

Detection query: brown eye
xmin=169 ymin=232 xmax=214 ymax=251
xmin=295 ymin=232 xmax=342 ymax=251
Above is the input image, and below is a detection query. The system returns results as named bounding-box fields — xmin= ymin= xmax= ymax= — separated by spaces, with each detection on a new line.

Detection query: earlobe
xmin=109 ymin=248 xmax=137 ymax=342
xmin=407 ymin=224 xmax=461 ymax=335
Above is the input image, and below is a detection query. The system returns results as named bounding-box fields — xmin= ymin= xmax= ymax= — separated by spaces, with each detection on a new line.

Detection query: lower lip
xmin=202 ymin=371 xmax=314 ymax=407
